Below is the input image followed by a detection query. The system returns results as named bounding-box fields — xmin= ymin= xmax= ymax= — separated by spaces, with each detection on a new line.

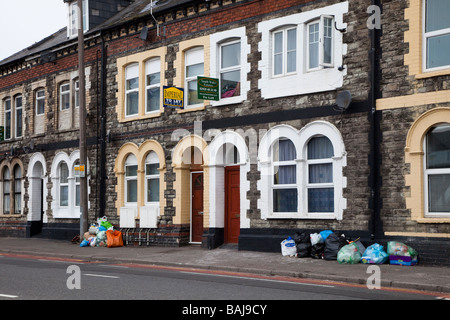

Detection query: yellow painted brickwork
xmin=116 ymin=47 xmax=167 ymax=122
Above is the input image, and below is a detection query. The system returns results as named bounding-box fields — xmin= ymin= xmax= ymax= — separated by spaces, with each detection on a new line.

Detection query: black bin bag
xmin=293 ymin=232 xmax=311 ymax=258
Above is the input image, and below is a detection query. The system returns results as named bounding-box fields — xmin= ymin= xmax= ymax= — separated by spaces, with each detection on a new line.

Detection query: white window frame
xmin=258 ymin=121 xmax=347 ymax=220
xmin=145 ymin=58 xmax=161 ymax=114
xmin=185 ymin=47 xmax=204 ymax=108
xmin=15 ymin=95 xmax=22 ymax=138
xmin=13 ymin=165 xmax=22 ymax=215
xmin=272 ymin=26 xmax=297 ymax=77
xmin=4 ymin=98 xmax=11 ymax=140
xmin=60 ymin=82 xmax=71 ymax=111
xmin=68 ymin=0 xmax=89 ymax=38
xmin=305 ymin=136 xmax=335 ymax=214
xmin=144 ymin=151 xmax=160 ymax=204
xmin=306 ymin=15 xmax=334 ymax=72
xmin=270 ymin=139 xmax=299 ymax=214
xmin=219 ymin=39 xmax=242 ymax=98
xmin=422 ymin=0 xmax=450 ymax=72
xmin=423 ymin=124 xmax=450 ymax=217
xmin=2 ymin=167 xmax=10 ymax=214
xmin=59 ymin=162 xmax=69 ymax=207
xmin=74 ymin=80 xmax=80 ymax=108
xmin=124 ymin=154 xmax=138 ymax=206
xmin=125 ymin=63 xmax=139 ymax=117
xmin=36 ymin=89 xmax=45 ymax=115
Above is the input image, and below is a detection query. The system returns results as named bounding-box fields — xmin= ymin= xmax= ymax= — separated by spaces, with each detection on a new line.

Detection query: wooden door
xmin=225 ymin=166 xmax=240 ymax=244
xmin=191 ymin=172 xmax=204 ymax=243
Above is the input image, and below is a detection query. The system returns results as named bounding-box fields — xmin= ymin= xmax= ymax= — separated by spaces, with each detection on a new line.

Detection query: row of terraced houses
xmin=0 ymin=0 xmax=449 ymax=265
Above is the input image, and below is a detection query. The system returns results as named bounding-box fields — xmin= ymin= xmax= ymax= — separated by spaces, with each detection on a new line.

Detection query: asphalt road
xmin=0 ymin=254 xmax=442 ymax=304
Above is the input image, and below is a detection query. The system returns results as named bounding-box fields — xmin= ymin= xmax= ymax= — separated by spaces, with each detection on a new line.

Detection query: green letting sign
xmin=197 ymin=76 xmax=220 ymax=101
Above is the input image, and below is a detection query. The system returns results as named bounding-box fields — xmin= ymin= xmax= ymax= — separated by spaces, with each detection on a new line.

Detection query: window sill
xmin=415 ymin=69 xmax=450 ymax=79
xmin=177 ymin=104 xmax=207 ymax=113
xmin=415 ymin=217 xmax=450 ymax=224
xmin=266 ymin=213 xmax=337 ymax=219
xmin=0 ymin=214 xmax=23 ymax=218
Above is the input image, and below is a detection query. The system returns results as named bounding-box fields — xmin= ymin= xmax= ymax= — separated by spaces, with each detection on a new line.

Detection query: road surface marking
xmin=0 ymin=294 xmax=18 ymax=299
xmin=84 ymin=273 xmax=120 ymax=279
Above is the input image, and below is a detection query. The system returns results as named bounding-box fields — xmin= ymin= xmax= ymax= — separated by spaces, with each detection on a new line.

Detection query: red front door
xmin=191 ymin=172 xmax=204 ymax=243
xmin=225 ymin=166 xmax=240 ymax=244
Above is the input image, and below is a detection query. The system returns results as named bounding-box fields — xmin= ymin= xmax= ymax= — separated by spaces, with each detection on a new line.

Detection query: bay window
xmin=125 ymin=154 xmax=138 ymax=204
xmin=59 ymin=162 xmax=69 ymax=207
xmin=145 ymin=151 xmax=160 ymax=203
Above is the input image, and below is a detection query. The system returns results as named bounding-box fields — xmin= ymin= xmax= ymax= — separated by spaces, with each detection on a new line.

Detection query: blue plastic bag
xmin=319 ymin=230 xmax=333 ymax=241
xmin=361 ymin=243 xmax=388 ymax=264
xmin=80 ymin=239 xmax=89 ymax=247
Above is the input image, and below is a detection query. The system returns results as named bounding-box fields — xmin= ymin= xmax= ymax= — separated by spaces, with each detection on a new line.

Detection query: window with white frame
xmin=59 ymin=162 xmax=69 ymax=207
xmin=272 ymin=139 xmax=298 ymax=212
xmin=125 ymin=154 xmax=138 ymax=204
xmin=68 ymin=0 xmax=88 ymax=38
xmin=145 ymin=151 xmax=160 ymax=203
xmin=73 ymin=160 xmax=80 ymax=207
xmin=74 ymin=80 xmax=80 ymax=108
xmin=3 ymin=168 xmax=10 ymax=214
xmin=125 ymin=64 xmax=139 ymax=117
xmin=424 ymin=124 xmax=450 ymax=216
xmin=272 ymin=27 xmax=297 ymax=76
xmin=307 ymin=16 xmax=334 ymax=71
xmin=15 ymin=95 xmax=22 ymax=138
xmin=4 ymin=98 xmax=11 ymax=140
xmin=36 ymin=89 xmax=45 ymax=115
xmin=220 ymin=40 xmax=241 ymax=98
xmin=185 ymin=47 xmax=204 ymax=107
xmin=423 ymin=0 xmax=450 ymax=70
xmin=306 ymin=136 xmax=334 ymax=213
xmin=60 ymin=83 xmax=70 ymax=110
xmin=14 ymin=165 xmax=21 ymax=214
xmin=145 ymin=58 xmax=161 ymax=113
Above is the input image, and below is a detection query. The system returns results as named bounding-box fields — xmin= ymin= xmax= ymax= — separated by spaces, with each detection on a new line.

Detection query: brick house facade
xmin=0 ymin=0 xmax=448 ymax=265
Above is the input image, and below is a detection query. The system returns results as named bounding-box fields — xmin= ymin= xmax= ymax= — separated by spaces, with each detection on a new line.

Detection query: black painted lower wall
xmin=238 ymin=228 xmax=450 ymax=266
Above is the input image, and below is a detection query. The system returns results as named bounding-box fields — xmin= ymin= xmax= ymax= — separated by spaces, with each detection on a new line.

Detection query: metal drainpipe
xmin=368 ymin=0 xmax=382 ymax=240
xmin=98 ymin=33 xmax=108 ymax=218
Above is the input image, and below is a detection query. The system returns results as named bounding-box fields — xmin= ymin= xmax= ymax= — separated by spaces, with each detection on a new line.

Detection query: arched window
xmin=424 ymin=124 xmax=450 ymax=216
xmin=59 ymin=162 xmax=69 ymax=207
xmin=306 ymin=136 xmax=334 ymax=213
xmin=272 ymin=138 xmax=297 ymax=212
xmin=14 ymin=165 xmax=21 ymax=214
xmin=125 ymin=154 xmax=138 ymax=204
xmin=145 ymin=151 xmax=160 ymax=203
xmin=3 ymin=168 xmax=10 ymax=214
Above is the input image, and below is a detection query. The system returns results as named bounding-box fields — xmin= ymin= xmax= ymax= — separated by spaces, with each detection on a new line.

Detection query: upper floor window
xmin=219 ymin=40 xmax=241 ymax=98
xmin=307 ymin=16 xmax=334 ymax=71
xmin=4 ymin=98 xmax=11 ymax=140
xmin=36 ymin=89 xmax=45 ymax=115
xmin=74 ymin=80 xmax=80 ymax=108
xmin=15 ymin=95 xmax=22 ymax=138
xmin=273 ymin=27 xmax=297 ymax=76
xmin=145 ymin=58 xmax=161 ymax=113
xmin=424 ymin=0 xmax=450 ymax=70
xmin=125 ymin=64 xmax=139 ymax=117
xmin=60 ymin=83 xmax=70 ymax=110
xmin=424 ymin=124 xmax=450 ymax=216
xmin=69 ymin=0 xmax=88 ymax=38
xmin=185 ymin=47 xmax=204 ymax=107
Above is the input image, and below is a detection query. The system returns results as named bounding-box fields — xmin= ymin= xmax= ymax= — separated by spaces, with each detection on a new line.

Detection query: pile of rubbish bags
xmin=80 ymin=216 xmax=123 ymax=248
xmin=281 ymin=230 xmax=418 ymax=265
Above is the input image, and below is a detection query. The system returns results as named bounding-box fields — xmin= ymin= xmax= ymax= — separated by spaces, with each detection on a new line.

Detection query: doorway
xmin=191 ymin=171 xmax=204 ymax=243
xmin=225 ymin=166 xmax=240 ymax=243
xmin=29 ymin=162 xmax=44 ymax=236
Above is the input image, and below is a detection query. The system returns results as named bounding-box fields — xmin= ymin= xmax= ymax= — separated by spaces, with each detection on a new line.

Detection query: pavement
xmin=0 ymin=237 xmax=449 ymax=295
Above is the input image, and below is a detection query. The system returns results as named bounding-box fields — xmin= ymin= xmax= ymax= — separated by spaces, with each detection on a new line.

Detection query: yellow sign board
xmin=163 ymin=86 xmax=184 ymax=109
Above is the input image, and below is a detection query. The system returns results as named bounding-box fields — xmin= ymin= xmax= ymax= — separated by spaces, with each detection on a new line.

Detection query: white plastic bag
xmin=310 ymin=233 xmax=323 ymax=246
xmin=281 ymin=237 xmax=297 ymax=256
